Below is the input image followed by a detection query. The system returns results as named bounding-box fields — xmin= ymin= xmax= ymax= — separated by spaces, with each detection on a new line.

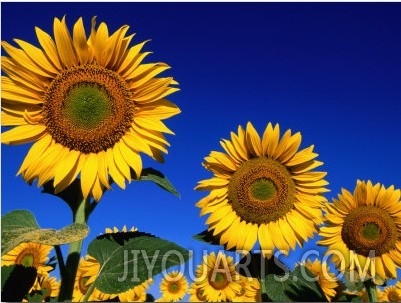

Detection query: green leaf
xmin=264 ymin=265 xmax=328 ymax=302
xmin=88 ymin=232 xmax=191 ymax=294
xmin=1 ymin=265 xmax=37 ymax=301
xmin=139 ymin=167 xmax=180 ymax=198
xmin=236 ymin=252 xmax=288 ymax=278
xmin=1 ymin=210 xmax=89 ymax=256
xmin=193 ymin=229 xmax=222 ymax=246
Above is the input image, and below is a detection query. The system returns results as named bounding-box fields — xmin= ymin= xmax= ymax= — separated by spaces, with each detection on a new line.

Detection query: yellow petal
xmin=242 ymin=223 xmax=258 ymax=251
xmin=286 ymin=145 xmax=318 ymax=167
xmin=258 ymin=224 xmax=275 ymax=258
xmin=35 ymin=25 xmax=62 ymax=70
xmin=81 ymin=153 xmax=98 ymax=199
xmin=245 ymin=122 xmax=262 ymax=157
xmin=106 ymin=148 xmax=126 ymax=189
xmin=264 ymin=123 xmax=280 ymax=157
xmin=118 ymin=142 xmax=142 ymax=179
xmin=2 ymin=124 xmax=46 ymax=144
xmin=72 ymin=17 xmax=91 ymax=64
xmin=17 ymin=134 xmax=52 ymax=175
xmin=277 ymin=131 xmax=302 ymax=163
xmin=113 ymin=144 xmax=131 ymax=181
xmin=54 ymin=149 xmax=80 ymax=187
xmin=134 ymin=116 xmax=174 ymax=135
xmin=53 ymin=17 xmax=77 ymax=68
xmin=97 ymin=150 xmax=111 ymax=189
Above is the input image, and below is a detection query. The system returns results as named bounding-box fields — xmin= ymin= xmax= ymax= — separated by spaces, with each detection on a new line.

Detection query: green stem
xmin=364 ymin=279 xmax=378 ymax=302
xmin=81 ymin=277 xmax=97 ymax=302
xmin=58 ymin=198 xmax=89 ymax=302
xmin=54 ymin=245 xmax=67 ymax=281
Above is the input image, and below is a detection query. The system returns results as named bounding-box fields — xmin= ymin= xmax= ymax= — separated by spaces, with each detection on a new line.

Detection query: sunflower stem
xmin=81 ymin=276 xmax=97 ymax=302
xmin=364 ymin=279 xmax=378 ymax=302
xmin=54 ymin=245 xmax=67 ymax=281
xmin=58 ymin=197 xmax=90 ymax=302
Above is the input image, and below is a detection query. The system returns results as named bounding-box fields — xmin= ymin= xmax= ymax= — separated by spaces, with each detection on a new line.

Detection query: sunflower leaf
xmin=1 ymin=210 xmax=89 ymax=256
xmin=138 ymin=167 xmax=180 ymax=198
xmin=88 ymin=233 xmax=191 ymax=294
xmin=1 ymin=265 xmax=37 ymax=301
xmin=264 ymin=265 xmax=327 ymax=302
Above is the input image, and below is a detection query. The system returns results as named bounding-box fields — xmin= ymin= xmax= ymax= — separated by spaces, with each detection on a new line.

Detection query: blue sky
xmin=2 ymin=2 xmax=401 ymax=299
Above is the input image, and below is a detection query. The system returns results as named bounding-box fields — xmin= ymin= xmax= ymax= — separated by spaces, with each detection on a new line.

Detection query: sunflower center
xmin=63 ymin=83 xmax=112 ymax=130
xmin=20 ymin=254 xmax=34 ymax=267
xmin=210 ymin=272 xmax=229 ymax=290
xmin=228 ymin=157 xmax=296 ymax=224
xmin=387 ymin=290 xmax=401 ymax=302
xmin=168 ymin=281 xmax=180 ymax=294
xmin=196 ymin=289 xmax=207 ymax=301
xmin=42 ymin=64 xmax=134 ymax=154
xmin=79 ymin=276 xmax=90 ymax=294
xmin=341 ymin=206 xmax=397 ymax=256
xmin=40 ymin=280 xmax=51 ymax=299
xmin=250 ymin=178 xmax=277 ymax=201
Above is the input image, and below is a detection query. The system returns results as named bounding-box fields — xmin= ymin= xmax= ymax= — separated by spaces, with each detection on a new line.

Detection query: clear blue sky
xmin=2 ymin=2 xmax=401 ymax=299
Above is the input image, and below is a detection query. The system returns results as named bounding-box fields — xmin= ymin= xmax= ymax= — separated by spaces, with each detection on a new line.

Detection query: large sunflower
xmin=194 ymin=252 xmax=242 ymax=302
xmin=1 ymin=242 xmax=53 ymax=276
xmin=196 ymin=122 xmax=328 ymax=256
xmin=318 ymin=180 xmax=401 ymax=281
xmin=1 ymin=16 xmax=180 ymax=201
xmin=156 ymin=270 xmax=188 ymax=302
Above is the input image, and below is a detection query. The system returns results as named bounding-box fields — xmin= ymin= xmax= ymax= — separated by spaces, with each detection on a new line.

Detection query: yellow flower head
xmin=118 ymin=278 xmax=153 ymax=302
xmin=196 ymin=122 xmax=328 ymax=256
xmin=1 ymin=242 xmax=53 ymax=277
xmin=30 ymin=275 xmax=60 ymax=301
xmin=378 ymin=282 xmax=401 ymax=302
xmin=157 ymin=270 xmax=188 ymax=302
xmin=194 ymin=252 xmax=242 ymax=302
xmin=318 ymin=180 xmax=401 ymax=281
xmin=1 ymin=16 xmax=180 ymax=201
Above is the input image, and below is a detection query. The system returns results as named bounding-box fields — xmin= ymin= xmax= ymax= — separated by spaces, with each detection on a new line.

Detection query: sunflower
xmin=72 ymin=256 xmax=117 ymax=302
xmin=378 ymin=282 xmax=401 ymax=302
xmin=156 ymin=270 xmax=188 ymax=302
xmin=118 ymin=278 xmax=153 ymax=302
xmin=187 ymin=282 xmax=208 ymax=302
xmin=318 ymin=180 xmax=401 ymax=281
xmin=30 ymin=275 xmax=60 ymax=301
xmin=1 ymin=16 xmax=180 ymax=201
xmin=231 ymin=275 xmax=261 ymax=302
xmin=1 ymin=242 xmax=53 ymax=276
xmin=194 ymin=252 xmax=242 ymax=302
xmin=301 ymin=259 xmax=339 ymax=302
xmin=196 ymin=122 xmax=328 ymax=256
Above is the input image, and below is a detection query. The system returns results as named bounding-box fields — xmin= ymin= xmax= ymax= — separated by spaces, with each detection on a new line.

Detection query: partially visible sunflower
xmin=231 ymin=275 xmax=261 ymax=302
xmin=72 ymin=256 xmax=117 ymax=302
xmin=301 ymin=259 xmax=339 ymax=302
xmin=196 ymin=122 xmax=328 ymax=256
xmin=318 ymin=180 xmax=401 ymax=281
xmin=194 ymin=252 xmax=242 ymax=302
xmin=1 ymin=242 xmax=53 ymax=276
xmin=187 ymin=282 xmax=207 ymax=302
xmin=118 ymin=278 xmax=153 ymax=302
xmin=1 ymin=16 xmax=180 ymax=201
xmin=30 ymin=275 xmax=60 ymax=301
xmin=378 ymin=281 xmax=401 ymax=302
xmin=156 ymin=270 xmax=188 ymax=302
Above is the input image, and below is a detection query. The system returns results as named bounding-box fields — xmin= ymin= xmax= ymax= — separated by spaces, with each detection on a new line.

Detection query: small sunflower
xmin=30 ymin=275 xmax=60 ymax=301
xmin=1 ymin=242 xmax=53 ymax=276
xmin=194 ymin=252 xmax=242 ymax=302
xmin=301 ymin=259 xmax=339 ymax=302
xmin=1 ymin=16 xmax=180 ymax=201
xmin=378 ymin=281 xmax=401 ymax=302
xmin=196 ymin=122 xmax=328 ymax=256
xmin=157 ymin=270 xmax=188 ymax=302
xmin=231 ymin=275 xmax=261 ymax=302
xmin=318 ymin=180 xmax=401 ymax=281
xmin=118 ymin=278 xmax=153 ymax=302
xmin=187 ymin=282 xmax=207 ymax=302
xmin=72 ymin=256 xmax=117 ymax=302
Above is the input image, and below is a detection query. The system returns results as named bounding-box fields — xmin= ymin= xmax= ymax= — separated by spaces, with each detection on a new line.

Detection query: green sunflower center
xmin=196 ymin=289 xmax=207 ymax=301
xmin=43 ymin=64 xmax=134 ymax=154
xmin=63 ymin=83 xmax=112 ymax=130
xmin=79 ymin=276 xmax=90 ymax=294
xmin=228 ymin=157 xmax=296 ymax=224
xmin=341 ymin=206 xmax=397 ymax=256
xmin=250 ymin=178 xmax=277 ymax=201
xmin=168 ymin=281 xmax=180 ymax=294
xmin=20 ymin=254 xmax=34 ymax=267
